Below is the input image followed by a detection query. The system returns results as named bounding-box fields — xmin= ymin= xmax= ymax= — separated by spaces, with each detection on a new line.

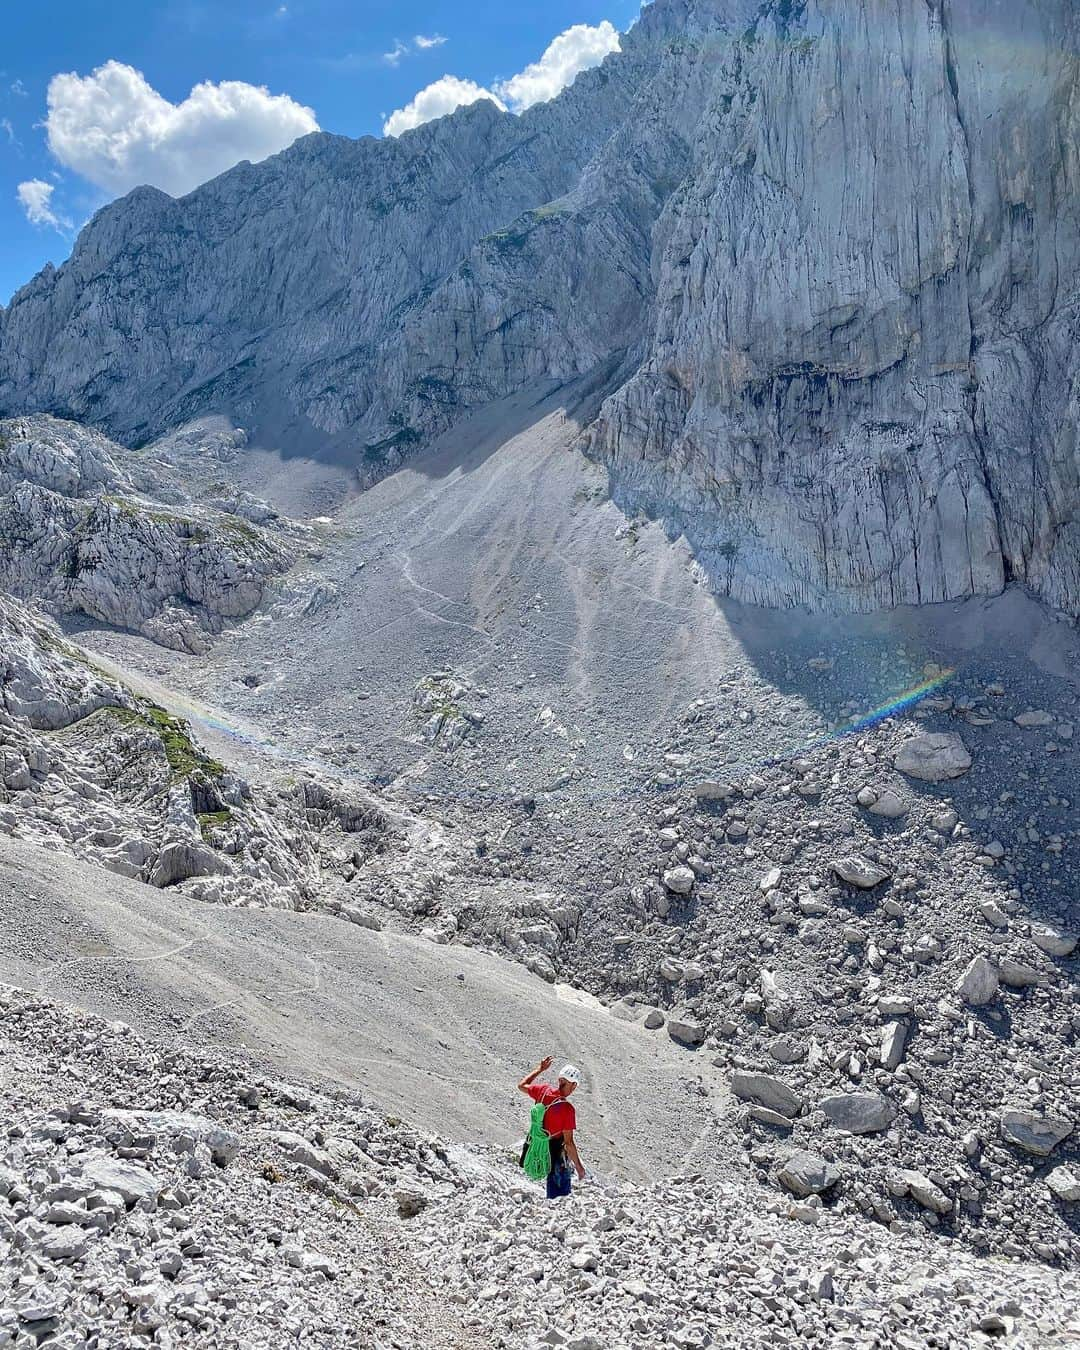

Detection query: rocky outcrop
xmin=0 ymin=593 xmax=131 ymax=729
xmin=0 ymin=417 xmax=289 ymax=652
xmin=1 ymin=1 xmax=1078 ymax=618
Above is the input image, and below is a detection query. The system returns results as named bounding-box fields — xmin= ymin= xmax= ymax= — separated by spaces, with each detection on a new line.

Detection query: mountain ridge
xmin=2 ymin=0 xmax=1079 ymax=619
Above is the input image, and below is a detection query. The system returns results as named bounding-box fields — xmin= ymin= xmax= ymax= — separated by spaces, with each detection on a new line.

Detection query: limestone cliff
xmin=1 ymin=0 xmax=1078 ymax=617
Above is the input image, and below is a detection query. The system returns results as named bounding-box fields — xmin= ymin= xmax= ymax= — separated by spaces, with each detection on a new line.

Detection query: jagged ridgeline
xmin=1 ymin=0 xmax=1077 ymax=617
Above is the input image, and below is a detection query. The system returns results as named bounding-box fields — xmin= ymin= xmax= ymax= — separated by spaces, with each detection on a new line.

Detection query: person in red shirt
xmin=518 ymin=1055 xmax=585 ymax=1199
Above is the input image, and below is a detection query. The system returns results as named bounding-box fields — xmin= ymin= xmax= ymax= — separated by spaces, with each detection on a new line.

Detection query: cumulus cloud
xmin=382 ymin=19 xmax=620 ymax=137
xmin=44 ymin=60 xmax=319 ymax=199
xmin=413 ymin=34 xmax=446 ymax=50
xmin=382 ymin=40 xmax=409 ymax=67
xmin=493 ymin=21 xmax=620 ymax=112
xmin=383 ymin=76 xmax=504 ymax=138
xmin=16 ymin=178 xmax=69 ymax=230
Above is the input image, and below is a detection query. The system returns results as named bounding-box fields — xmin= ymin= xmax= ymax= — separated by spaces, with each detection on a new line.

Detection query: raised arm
xmin=517 ymin=1055 xmax=553 ymax=1095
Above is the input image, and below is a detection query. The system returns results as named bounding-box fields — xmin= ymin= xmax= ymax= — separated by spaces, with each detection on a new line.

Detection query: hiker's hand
xmin=538 ymin=1055 xmax=553 ymax=1072
xmin=576 ymin=1165 xmax=586 ymax=1181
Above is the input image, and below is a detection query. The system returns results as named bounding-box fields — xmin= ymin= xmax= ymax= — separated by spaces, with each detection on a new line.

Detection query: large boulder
xmin=777 ymin=1150 xmax=840 ymax=1198
xmin=731 ymin=1072 xmax=802 ymax=1118
xmin=999 ymin=1109 xmax=1073 ymax=1157
xmin=817 ymin=1092 xmax=896 ymax=1135
xmin=894 ymin=733 xmax=971 ymax=782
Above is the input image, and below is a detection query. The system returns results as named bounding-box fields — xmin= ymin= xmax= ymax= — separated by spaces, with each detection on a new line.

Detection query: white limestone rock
xmin=955 ymin=955 xmax=999 ymax=1007
xmin=894 ymin=734 xmax=972 ymax=783
xmin=999 ymin=1110 xmax=1073 ymax=1157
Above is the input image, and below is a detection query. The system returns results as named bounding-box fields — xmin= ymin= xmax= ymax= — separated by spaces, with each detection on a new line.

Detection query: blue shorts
xmin=547 ymin=1159 xmax=572 ymax=1199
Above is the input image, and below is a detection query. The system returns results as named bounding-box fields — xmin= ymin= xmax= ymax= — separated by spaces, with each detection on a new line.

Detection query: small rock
xmin=954 ymin=954 xmax=998 ymax=1007
xmin=662 ymin=866 xmax=695 ymax=896
xmin=831 ymin=855 xmax=890 ymax=889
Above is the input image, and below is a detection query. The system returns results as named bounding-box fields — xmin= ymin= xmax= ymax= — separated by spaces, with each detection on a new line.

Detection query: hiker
xmin=517 ymin=1055 xmax=585 ymax=1199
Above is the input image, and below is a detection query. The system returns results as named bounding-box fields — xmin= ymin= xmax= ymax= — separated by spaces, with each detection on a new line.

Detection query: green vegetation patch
xmin=141 ymin=703 xmax=226 ymax=781
xmin=197 ymin=808 xmax=233 ymax=839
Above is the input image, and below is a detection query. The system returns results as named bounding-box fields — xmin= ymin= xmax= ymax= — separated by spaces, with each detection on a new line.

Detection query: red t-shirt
xmin=527 ymin=1084 xmax=576 ymax=1137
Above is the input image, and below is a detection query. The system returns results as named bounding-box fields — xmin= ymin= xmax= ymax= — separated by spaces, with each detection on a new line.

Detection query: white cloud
xmin=10 ymin=78 xmax=27 ymax=97
xmin=383 ymin=76 xmax=504 ymax=138
xmin=1 ymin=117 xmax=15 ymax=144
xmin=16 ymin=178 xmax=69 ymax=230
xmin=414 ymin=34 xmax=446 ymax=50
xmin=494 ymin=21 xmax=620 ymax=112
xmin=44 ymin=60 xmax=319 ymax=199
xmin=382 ymin=40 xmax=409 ymax=67
xmin=383 ymin=19 xmax=620 ymax=137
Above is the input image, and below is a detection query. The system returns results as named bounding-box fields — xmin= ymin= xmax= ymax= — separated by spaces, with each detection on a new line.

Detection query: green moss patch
xmin=141 ymin=703 xmax=225 ymax=781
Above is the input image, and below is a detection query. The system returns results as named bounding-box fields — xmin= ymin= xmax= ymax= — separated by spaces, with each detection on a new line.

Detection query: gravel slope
xmin=0 ymin=836 xmax=727 ymax=1183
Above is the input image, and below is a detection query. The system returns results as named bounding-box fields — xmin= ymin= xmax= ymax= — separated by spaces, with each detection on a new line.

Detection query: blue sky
xmin=0 ymin=0 xmax=643 ymax=305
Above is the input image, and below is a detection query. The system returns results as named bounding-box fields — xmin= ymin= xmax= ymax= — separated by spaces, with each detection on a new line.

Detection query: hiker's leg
xmin=547 ymin=1162 xmax=572 ymax=1200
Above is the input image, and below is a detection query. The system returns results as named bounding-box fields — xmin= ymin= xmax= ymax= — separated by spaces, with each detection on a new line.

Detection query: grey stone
xmin=879 ymin=1021 xmax=908 ymax=1071
xmin=894 ymin=734 xmax=972 ymax=783
xmin=817 ymin=1092 xmax=896 ymax=1135
xmin=666 ymin=1015 xmax=705 ymax=1048
xmin=999 ymin=1110 xmax=1073 ymax=1157
xmin=955 ymin=955 xmax=999 ymax=1007
xmin=1029 ymin=925 xmax=1077 ymax=958
xmin=891 ymin=1169 xmax=952 ymax=1215
xmin=1046 ymin=1166 xmax=1080 ymax=1202
xmin=777 ymin=1151 xmax=840 ymax=1198
xmin=80 ymin=1158 xmax=161 ymax=1207
xmin=662 ymin=866 xmax=695 ymax=896
xmin=830 ymin=855 xmax=890 ymax=889
xmin=731 ymin=1072 xmax=802 ymax=1118
xmin=149 ymin=841 xmax=231 ymax=889
xmin=998 ymin=958 xmax=1045 ymax=989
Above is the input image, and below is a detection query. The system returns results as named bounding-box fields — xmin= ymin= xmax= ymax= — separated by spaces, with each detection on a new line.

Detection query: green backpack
xmin=520 ymin=1100 xmax=551 ymax=1180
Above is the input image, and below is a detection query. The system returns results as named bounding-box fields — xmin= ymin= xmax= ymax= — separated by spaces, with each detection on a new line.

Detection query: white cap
xmin=558 ymin=1063 xmax=581 ymax=1085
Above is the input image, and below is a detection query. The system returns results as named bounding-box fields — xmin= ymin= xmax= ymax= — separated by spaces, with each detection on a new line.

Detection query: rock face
xmin=2 ymin=0 xmax=1079 ymax=618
